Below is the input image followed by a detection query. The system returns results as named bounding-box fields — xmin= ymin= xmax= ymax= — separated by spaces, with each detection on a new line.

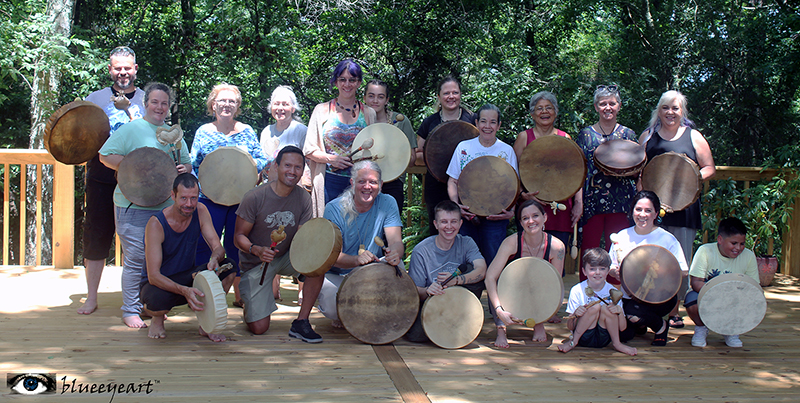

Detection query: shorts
xmin=239 ymin=253 xmax=298 ymax=323
xmin=683 ymin=290 xmax=699 ymax=308
xmin=82 ymin=179 xmax=117 ymax=260
xmin=578 ymin=325 xmax=612 ymax=348
xmin=140 ymin=258 xmax=236 ymax=312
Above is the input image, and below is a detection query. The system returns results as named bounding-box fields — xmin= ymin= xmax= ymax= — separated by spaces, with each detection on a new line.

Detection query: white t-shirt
xmin=566 ymin=279 xmax=618 ymax=314
xmin=609 ymin=226 xmax=689 ymax=299
xmin=446 ymin=137 xmax=518 ymax=180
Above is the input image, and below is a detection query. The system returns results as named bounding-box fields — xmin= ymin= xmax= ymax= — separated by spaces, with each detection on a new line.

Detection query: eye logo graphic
xmin=7 ymin=373 xmax=57 ymax=395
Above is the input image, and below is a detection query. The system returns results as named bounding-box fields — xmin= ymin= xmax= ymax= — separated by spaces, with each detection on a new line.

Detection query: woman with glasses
xmin=304 ymin=59 xmax=377 ymax=217
xmin=514 ymin=91 xmax=582 ymax=272
xmin=190 ymin=83 xmax=268 ymax=306
xmin=639 ymin=90 xmax=715 ymax=329
xmin=574 ymin=85 xmax=638 ymax=283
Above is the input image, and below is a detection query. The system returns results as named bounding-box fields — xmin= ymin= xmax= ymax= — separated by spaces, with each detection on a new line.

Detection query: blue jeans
xmin=324 ymin=172 xmax=351 ymax=204
xmin=459 ymin=217 xmax=509 ymax=264
xmin=195 ymin=198 xmax=240 ymax=273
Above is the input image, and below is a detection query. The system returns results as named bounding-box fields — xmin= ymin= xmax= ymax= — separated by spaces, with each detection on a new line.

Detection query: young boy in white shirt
xmin=559 ymin=248 xmax=637 ymax=356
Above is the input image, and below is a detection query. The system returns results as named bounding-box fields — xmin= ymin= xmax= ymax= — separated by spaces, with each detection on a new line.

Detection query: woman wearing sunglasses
xmin=574 ymin=85 xmax=638 ymax=283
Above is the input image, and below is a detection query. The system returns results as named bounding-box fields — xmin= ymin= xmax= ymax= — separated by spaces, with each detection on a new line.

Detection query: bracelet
xmin=249 ymin=244 xmax=255 ymax=254
xmin=495 ymin=305 xmax=503 ymax=311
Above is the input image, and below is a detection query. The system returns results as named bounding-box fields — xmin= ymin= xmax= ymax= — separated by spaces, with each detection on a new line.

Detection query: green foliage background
xmin=1 ymin=0 xmax=799 ymax=262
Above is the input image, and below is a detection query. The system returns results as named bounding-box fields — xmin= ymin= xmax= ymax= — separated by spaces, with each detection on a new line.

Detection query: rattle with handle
xmin=258 ymin=226 xmax=287 ymax=285
xmin=570 ymin=224 xmax=578 ymax=260
xmin=440 ymin=268 xmax=461 ymax=286
xmin=374 ymin=236 xmax=403 ymax=278
xmin=346 ymin=138 xmax=374 ymax=159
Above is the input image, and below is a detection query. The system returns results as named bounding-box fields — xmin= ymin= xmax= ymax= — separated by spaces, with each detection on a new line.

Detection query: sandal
xmin=669 ymin=315 xmax=684 ymax=329
xmin=652 ymin=320 xmax=668 ymax=346
xmin=233 ymin=299 xmax=244 ymax=308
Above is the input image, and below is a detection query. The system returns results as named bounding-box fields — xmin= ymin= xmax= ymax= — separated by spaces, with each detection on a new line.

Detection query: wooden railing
xmin=406 ymin=166 xmax=800 ymax=277
xmin=0 ymin=150 xmax=74 ymax=268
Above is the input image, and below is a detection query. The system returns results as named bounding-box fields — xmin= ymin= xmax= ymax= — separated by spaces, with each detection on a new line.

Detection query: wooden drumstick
xmin=571 ymin=224 xmax=578 ymax=260
xmin=352 ymin=154 xmax=384 ymax=163
xmin=440 ymin=269 xmax=461 ymax=286
xmin=565 ymin=299 xmax=604 ymax=319
xmin=346 ymin=138 xmax=374 ymax=159
xmin=585 ymin=287 xmax=609 ymax=305
xmin=374 ymin=236 xmax=403 ymax=277
xmin=174 ymin=141 xmax=182 ymax=165
xmin=512 ymin=318 xmax=537 ymax=328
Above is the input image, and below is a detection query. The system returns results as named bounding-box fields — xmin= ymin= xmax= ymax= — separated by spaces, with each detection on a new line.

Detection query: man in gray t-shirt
xmin=405 ymin=200 xmax=487 ymax=342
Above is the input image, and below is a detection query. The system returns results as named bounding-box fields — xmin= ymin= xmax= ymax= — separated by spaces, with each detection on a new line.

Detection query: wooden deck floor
xmin=1 ymin=266 xmax=799 ymax=402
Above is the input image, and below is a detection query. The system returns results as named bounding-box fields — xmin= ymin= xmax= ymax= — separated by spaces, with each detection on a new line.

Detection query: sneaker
xmin=692 ymin=326 xmax=708 ymax=347
xmin=724 ymin=334 xmax=743 ymax=348
xmin=289 ymin=319 xmax=323 ymax=343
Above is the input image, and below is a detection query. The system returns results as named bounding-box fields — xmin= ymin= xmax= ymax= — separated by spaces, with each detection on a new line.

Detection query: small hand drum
xmin=44 ymin=100 xmax=110 ymax=165
xmin=117 ymin=147 xmax=177 ymax=207
xmin=192 ymin=270 xmax=228 ymax=334
xmin=423 ymin=121 xmax=479 ymax=183
xmin=457 ymin=156 xmax=519 ymax=216
xmin=198 ymin=146 xmax=258 ymax=206
xmin=519 ymin=135 xmax=586 ymax=202
xmin=496 ymin=257 xmax=564 ymax=325
xmin=290 ymin=218 xmax=342 ymax=277
xmin=351 ymin=123 xmax=412 ymax=182
xmin=337 ymin=263 xmax=419 ymax=344
xmin=698 ymin=273 xmax=766 ymax=336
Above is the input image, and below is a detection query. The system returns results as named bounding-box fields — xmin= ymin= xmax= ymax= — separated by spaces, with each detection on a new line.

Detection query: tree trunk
xmin=27 ymin=0 xmax=75 ymax=265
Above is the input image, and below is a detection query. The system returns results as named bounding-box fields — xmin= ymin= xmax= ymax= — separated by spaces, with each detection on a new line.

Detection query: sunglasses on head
xmin=596 ymin=85 xmax=619 ymax=93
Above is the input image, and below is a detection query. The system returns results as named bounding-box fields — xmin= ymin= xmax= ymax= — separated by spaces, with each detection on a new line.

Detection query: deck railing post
xmin=52 ymin=161 xmax=74 ymax=269
xmin=783 ymin=194 xmax=800 ymax=277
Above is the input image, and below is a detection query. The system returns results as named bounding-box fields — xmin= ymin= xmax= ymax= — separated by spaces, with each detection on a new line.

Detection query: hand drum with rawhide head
xmin=351 ymin=123 xmax=411 ymax=182
xmin=289 ymin=218 xmax=342 ymax=277
xmin=497 ymin=257 xmax=564 ymax=325
xmin=593 ymin=139 xmax=647 ymax=177
xmin=519 ymin=135 xmax=586 ymax=202
xmin=44 ymin=100 xmax=111 ymax=165
xmin=422 ymin=286 xmax=484 ymax=349
xmin=337 ymin=262 xmax=418 ymax=344
xmin=640 ymin=152 xmax=702 ymax=212
xmin=698 ymin=273 xmax=766 ymax=336
xmin=457 ymin=156 xmax=519 ymax=216
xmin=192 ymin=270 xmax=228 ymax=334
xmin=116 ymin=147 xmax=177 ymax=207
xmin=423 ymin=121 xmax=479 ymax=183
xmin=620 ymin=244 xmax=682 ymax=304
xmin=198 ymin=146 xmax=258 ymax=206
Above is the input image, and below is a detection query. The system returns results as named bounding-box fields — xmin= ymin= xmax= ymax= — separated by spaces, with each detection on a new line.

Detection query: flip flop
xmin=669 ymin=315 xmax=684 ymax=329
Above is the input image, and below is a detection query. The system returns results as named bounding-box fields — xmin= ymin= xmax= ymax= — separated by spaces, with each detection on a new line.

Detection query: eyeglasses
xmin=533 ymin=106 xmax=554 ymax=113
xmin=596 ymin=85 xmax=619 ymax=93
xmin=337 ymin=77 xmax=360 ymax=84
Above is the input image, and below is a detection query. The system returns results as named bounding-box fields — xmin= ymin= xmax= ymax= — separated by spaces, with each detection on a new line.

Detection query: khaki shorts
xmin=239 ymin=253 xmax=298 ymax=323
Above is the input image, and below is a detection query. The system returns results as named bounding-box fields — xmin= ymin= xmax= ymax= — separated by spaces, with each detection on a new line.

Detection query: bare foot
xmin=123 ymin=315 xmax=147 ymax=328
xmin=77 ymin=299 xmax=97 ymax=315
xmin=199 ymin=327 xmax=226 ymax=342
xmin=557 ymin=339 xmax=575 ymax=353
xmin=532 ymin=323 xmax=547 ymax=342
xmin=492 ymin=327 xmax=510 ymax=348
xmin=148 ymin=318 xmax=167 ymax=339
xmin=547 ymin=314 xmax=561 ymax=324
xmin=613 ymin=342 xmax=638 ymax=356
xmin=331 ymin=319 xmax=343 ymax=329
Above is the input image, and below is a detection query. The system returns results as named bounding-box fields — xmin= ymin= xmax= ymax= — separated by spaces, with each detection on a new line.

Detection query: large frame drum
xmin=116 ymin=147 xmax=177 ymax=207
xmin=290 ymin=218 xmax=342 ymax=277
xmin=497 ymin=257 xmax=564 ymax=325
xmin=44 ymin=100 xmax=110 ymax=165
xmin=620 ymin=244 xmax=682 ymax=304
xmin=351 ymin=123 xmax=412 ymax=182
xmin=423 ymin=121 xmax=479 ymax=183
xmin=457 ymin=156 xmax=519 ymax=216
xmin=198 ymin=146 xmax=259 ymax=206
xmin=337 ymin=263 xmax=418 ymax=344
xmin=640 ymin=152 xmax=702 ymax=212
xmin=193 ymin=271 xmax=228 ymax=334
xmin=593 ymin=139 xmax=647 ymax=177
xmin=422 ymin=286 xmax=484 ymax=349
xmin=698 ymin=273 xmax=766 ymax=336
xmin=518 ymin=135 xmax=586 ymax=202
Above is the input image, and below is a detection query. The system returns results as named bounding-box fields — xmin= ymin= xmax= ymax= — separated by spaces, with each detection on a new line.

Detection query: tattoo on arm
xmin=557 ymin=248 xmax=565 ymax=260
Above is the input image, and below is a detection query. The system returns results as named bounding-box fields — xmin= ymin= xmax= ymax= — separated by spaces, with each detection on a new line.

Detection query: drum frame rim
xmin=457 ymin=155 xmax=520 ymax=217
xmin=518 ymin=135 xmax=587 ymax=202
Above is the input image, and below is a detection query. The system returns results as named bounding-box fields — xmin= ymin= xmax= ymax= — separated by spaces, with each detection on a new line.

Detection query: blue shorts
xmin=684 ymin=290 xmax=699 ymax=308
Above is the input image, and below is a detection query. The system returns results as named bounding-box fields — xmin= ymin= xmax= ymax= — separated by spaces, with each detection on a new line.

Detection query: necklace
xmin=336 ymin=99 xmax=358 ymax=118
xmin=523 ymin=231 xmax=546 ymax=258
xmin=597 ymin=123 xmax=617 ymax=138
xmin=439 ymin=108 xmax=460 ymax=122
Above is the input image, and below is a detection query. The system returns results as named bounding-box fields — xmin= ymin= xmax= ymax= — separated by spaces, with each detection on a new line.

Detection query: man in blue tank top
xmin=140 ymin=174 xmax=236 ymax=341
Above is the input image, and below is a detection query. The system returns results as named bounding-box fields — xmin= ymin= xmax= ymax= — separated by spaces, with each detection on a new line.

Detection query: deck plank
xmin=1 ymin=267 xmax=799 ymax=402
